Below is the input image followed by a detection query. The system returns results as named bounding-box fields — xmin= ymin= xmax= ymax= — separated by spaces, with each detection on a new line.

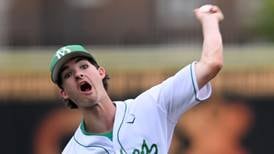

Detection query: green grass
xmin=1 ymin=44 xmax=274 ymax=73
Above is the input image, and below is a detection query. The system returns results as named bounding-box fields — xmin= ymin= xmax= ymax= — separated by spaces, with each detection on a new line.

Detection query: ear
xmin=98 ymin=66 xmax=106 ymax=79
xmin=59 ymin=89 xmax=69 ymax=100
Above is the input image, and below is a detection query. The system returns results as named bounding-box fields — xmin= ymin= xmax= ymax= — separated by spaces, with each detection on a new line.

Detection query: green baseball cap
xmin=49 ymin=45 xmax=98 ymax=84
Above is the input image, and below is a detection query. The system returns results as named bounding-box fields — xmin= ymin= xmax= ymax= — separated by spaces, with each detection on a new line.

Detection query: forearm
xmin=194 ymin=5 xmax=224 ymax=88
xmin=201 ymin=16 xmax=223 ymax=70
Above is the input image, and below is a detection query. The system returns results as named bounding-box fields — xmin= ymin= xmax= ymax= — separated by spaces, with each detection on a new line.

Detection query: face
xmin=59 ymin=57 xmax=107 ymax=108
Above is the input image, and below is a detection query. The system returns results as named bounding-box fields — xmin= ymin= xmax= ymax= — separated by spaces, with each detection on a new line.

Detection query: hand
xmin=194 ymin=5 xmax=224 ymax=23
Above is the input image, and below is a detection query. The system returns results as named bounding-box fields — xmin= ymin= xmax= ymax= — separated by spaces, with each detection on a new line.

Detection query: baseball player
xmin=49 ymin=4 xmax=224 ymax=154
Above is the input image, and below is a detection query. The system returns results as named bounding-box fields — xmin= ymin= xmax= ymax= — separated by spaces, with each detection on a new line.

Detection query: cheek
xmin=63 ymin=80 xmax=77 ymax=93
xmin=90 ymin=76 xmax=103 ymax=87
xmin=63 ymin=86 xmax=79 ymax=101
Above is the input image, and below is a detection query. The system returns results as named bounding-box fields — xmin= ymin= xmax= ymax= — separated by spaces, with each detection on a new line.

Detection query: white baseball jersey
xmin=62 ymin=62 xmax=212 ymax=154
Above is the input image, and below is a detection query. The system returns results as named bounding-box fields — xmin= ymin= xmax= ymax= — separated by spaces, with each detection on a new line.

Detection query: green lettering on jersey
xmin=132 ymin=140 xmax=158 ymax=154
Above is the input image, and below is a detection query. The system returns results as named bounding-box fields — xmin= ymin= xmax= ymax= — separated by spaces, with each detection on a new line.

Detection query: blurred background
xmin=0 ymin=0 xmax=274 ymax=153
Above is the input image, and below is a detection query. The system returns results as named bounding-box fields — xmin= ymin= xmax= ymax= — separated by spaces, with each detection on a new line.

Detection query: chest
xmin=111 ymin=106 xmax=169 ymax=153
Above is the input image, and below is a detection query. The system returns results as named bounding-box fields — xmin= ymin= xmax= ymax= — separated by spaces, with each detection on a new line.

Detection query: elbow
xmin=209 ymin=59 xmax=223 ymax=74
xmin=206 ymin=48 xmax=223 ymax=74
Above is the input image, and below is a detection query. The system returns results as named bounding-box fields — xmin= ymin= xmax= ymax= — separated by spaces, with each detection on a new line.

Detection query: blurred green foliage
xmin=257 ymin=0 xmax=274 ymax=41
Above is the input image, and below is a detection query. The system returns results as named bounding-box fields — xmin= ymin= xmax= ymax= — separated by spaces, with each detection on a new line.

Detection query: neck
xmin=81 ymin=97 xmax=116 ymax=133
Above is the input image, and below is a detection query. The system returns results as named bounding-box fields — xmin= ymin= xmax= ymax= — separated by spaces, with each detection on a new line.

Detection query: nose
xmin=75 ymin=72 xmax=84 ymax=80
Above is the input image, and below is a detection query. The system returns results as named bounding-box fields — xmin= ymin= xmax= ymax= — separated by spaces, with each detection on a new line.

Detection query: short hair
xmin=58 ymin=58 xmax=110 ymax=109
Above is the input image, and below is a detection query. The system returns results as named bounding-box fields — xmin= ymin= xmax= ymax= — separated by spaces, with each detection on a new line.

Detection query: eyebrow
xmin=75 ymin=57 xmax=86 ymax=63
xmin=59 ymin=57 xmax=87 ymax=76
xmin=59 ymin=65 xmax=69 ymax=77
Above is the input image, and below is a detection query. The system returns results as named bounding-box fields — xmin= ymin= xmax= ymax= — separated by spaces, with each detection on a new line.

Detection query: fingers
xmin=210 ymin=6 xmax=224 ymax=20
xmin=210 ymin=6 xmax=219 ymax=13
xmin=199 ymin=4 xmax=213 ymax=13
xmin=195 ymin=4 xmax=224 ymax=22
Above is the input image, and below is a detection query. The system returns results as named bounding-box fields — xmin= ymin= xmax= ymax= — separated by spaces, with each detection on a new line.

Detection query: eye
xmin=63 ymin=71 xmax=72 ymax=79
xmin=80 ymin=64 xmax=89 ymax=70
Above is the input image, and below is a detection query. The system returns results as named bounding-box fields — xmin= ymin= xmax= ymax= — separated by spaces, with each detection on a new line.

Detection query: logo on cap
xmin=56 ymin=47 xmax=72 ymax=59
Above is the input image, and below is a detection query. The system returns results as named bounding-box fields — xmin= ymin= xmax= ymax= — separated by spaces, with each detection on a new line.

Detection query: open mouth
xmin=80 ymin=81 xmax=92 ymax=92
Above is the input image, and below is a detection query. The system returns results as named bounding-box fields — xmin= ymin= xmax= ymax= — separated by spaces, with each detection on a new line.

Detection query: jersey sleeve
xmin=149 ymin=61 xmax=212 ymax=123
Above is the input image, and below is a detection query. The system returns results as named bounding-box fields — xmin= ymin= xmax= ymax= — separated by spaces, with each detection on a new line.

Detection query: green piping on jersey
xmin=190 ymin=63 xmax=201 ymax=102
xmin=118 ymin=102 xmax=128 ymax=153
xmin=73 ymin=136 xmax=110 ymax=154
xmin=80 ymin=120 xmax=113 ymax=141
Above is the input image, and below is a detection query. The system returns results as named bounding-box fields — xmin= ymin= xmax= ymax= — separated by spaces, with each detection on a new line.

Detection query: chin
xmin=85 ymin=101 xmax=99 ymax=108
xmin=78 ymin=96 xmax=100 ymax=107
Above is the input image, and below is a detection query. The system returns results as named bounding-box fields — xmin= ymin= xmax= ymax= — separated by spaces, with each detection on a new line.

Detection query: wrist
xmin=200 ymin=15 xmax=220 ymax=24
xmin=202 ymin=19 xmax=221 ymax=36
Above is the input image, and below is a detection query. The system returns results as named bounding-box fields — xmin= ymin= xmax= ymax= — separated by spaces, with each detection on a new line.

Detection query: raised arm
xmin=194 ymin=5 xmax=224 ymax=89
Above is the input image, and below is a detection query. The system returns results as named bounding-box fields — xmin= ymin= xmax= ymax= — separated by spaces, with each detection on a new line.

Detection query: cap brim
xmin=51 ymin=52 xmax=96 ymax=83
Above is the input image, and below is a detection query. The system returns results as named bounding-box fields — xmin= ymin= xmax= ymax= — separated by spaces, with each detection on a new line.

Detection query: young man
xmin=49 ymin=5 xmax=224 ymax=154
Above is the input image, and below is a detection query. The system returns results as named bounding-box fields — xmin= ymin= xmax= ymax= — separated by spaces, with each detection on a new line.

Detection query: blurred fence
xmin=2 ymin=0 xmax=260 ymax=46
